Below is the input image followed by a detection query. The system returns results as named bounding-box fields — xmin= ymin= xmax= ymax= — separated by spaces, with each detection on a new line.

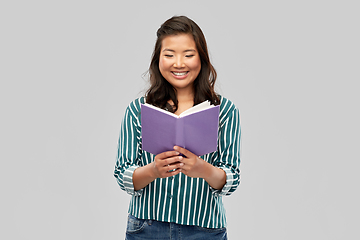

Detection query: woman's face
xmin=159 ymin=34 xmax=201 ymax=93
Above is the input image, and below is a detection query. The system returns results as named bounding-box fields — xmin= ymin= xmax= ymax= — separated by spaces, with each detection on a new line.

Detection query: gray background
xmin=1 ymin=0 xmax=359 ymax=239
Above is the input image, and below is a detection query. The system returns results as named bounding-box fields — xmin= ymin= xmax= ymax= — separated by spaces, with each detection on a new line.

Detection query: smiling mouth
xmin=172 ymin=71 xmax=189 ymax=76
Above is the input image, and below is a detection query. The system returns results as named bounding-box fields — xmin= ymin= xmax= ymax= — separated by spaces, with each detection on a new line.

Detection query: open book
xmin=141 ymin=101 xmax=220 ymax=156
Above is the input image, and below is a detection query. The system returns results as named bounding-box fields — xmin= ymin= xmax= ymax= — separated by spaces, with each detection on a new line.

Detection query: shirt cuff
xmin=123 ymin=165 xmax=143 ymax=196
xmin=210 ymin=166 xmax=235 ymax=196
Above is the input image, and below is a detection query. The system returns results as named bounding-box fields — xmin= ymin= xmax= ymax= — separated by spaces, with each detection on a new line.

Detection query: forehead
xmin=161 ymin=34 xmax=197 ymax=51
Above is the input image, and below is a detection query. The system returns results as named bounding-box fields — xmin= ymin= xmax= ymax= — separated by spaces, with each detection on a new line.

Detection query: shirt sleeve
xmin=211 ymin=106 xmax=241 ymax=196
xmin=114 ymin=103 xmax=143 ymax=196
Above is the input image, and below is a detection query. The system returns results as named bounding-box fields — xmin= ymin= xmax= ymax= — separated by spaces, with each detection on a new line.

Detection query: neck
xmin=175 ymin=87 xmax=194 ymax=103
xmin=172 ymin=88 xmax=195 ymax=115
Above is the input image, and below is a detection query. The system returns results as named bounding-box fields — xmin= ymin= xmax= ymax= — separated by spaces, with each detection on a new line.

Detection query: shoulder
xmin=125 ymin=97 xmax=145 ymax=119
xmin=219 ymin=95 xmax=238 ymax=116
xmin=218 ymin=95 xmax=240 ymax=126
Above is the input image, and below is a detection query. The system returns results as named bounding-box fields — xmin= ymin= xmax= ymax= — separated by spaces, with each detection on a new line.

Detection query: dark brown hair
xmin=145 ymin=16 xmax=219 ymax=112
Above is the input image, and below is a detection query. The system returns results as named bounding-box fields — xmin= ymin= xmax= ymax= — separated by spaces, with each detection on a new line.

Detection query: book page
xmin=144 ymin=101 xmax=214 ymax=118
xmin=179 ymin=101 xmax=212 ymax=117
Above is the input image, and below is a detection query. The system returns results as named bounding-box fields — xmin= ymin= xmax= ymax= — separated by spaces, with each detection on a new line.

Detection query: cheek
xmin=159 ymin=58 xmax=171 ymax=71
xmin=158 ymin=59 xmax=164 ymax=72
xmin=188 ymin=58 xmax=201 ymax=72
xmin=159 ymin=59 xmax=172 ymax=80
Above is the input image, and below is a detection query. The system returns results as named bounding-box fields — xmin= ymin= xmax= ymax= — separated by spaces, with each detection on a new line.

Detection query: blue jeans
xmin=125 ymin=215 xmax=227 ymax=240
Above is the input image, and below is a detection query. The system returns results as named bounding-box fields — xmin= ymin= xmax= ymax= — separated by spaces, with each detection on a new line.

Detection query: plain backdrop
xmin=1 ymin=0 xmax=359 ymax=239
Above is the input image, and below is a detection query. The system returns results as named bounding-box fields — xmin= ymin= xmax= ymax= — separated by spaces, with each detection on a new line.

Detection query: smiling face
xmin=159 ymin=34 xmax=201 ymax=94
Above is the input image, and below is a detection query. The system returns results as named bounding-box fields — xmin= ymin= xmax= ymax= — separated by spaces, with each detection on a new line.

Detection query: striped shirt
xmin=114 ymin=95 xmax=241 ymax=228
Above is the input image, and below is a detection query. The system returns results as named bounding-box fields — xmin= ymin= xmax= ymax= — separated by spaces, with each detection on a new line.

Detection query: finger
xmin=158 ymin=166 xmax=182 ymax=178
xmin=159 ymin=169 xmax=181 ymax=178
xmin=168 ymin=168 xmax=182 ymax=176
xmin=159 ymin=156 xmax=183 ymax=169
xmin=155 ymin=155 xmax=182 ymax=170
xmin=173 ymin=146 xmax=196 ymax=158
xmin=165 ymin=155 xmax=183 ymax=165
xmin=156 ymin=150 xmax=180 ymax=160
xmin=166 ymin=162 xmax=184 ymax=172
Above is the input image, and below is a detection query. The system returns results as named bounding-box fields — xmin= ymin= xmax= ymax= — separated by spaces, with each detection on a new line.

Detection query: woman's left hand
xmin=173 ymin=146 xmax=227 ymax=190
xmin=173 ymin=146 xmax=207 ymax=179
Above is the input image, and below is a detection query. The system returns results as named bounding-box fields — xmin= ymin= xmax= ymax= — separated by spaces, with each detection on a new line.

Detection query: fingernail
xmin=180 ymin=163 xmax=184 ymax=166
xmin=178 ymin=156 xmax=183 ymax=160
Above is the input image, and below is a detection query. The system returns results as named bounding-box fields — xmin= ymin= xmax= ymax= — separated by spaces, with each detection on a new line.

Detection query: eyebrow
xmin=162 ymin=48 xmax=196 ymax=53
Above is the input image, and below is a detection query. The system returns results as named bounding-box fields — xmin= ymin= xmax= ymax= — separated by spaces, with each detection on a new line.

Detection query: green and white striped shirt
xmin=114 ymin=96 xmax=241 ymax=228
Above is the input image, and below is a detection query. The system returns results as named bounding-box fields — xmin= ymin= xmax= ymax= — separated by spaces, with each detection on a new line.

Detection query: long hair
xmin=146 ymin=16 xmax=219 ymax=112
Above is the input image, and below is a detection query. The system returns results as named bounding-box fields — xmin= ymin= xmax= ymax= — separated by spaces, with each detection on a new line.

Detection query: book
xmin=141 ymin=101 xmax=220 ymax=156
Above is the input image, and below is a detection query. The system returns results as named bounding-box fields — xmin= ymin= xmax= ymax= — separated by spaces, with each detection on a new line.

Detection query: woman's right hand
xmin=152 ymin=150 xmax=184 ymax=178
xmin=133 ymin=150 xmax=183 ymax=191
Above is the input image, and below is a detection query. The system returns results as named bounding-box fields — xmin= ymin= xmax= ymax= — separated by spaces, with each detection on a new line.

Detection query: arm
xmin=114 ymin=103 xmax=143 ymax=195
xmin=173 ymin=146 xmax=226 ymax=190
xmin=132 ymin=150 xmax=183 ymax=190
xmin=175 ymin=105 xmax=241 ymax=195
xmin=213 ymin=106 xmax=241 ymax=195
xmin=114 ymin=99 xmax=189 ymax=193
xmin=202 ymin=161 xmax=227 ymax=190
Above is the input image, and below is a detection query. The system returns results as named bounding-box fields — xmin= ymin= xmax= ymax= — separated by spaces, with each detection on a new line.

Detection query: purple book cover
xmin=141 ymin=103 xmax=220 ymax=156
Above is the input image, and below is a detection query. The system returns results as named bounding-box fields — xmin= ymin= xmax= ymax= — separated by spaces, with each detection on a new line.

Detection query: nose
xmin=173 ymin=56 xmax=185 ymax=68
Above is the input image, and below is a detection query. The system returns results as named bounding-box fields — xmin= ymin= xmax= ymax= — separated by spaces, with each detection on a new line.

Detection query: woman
xmin=114 ymin=16 xmax=241 ymax=240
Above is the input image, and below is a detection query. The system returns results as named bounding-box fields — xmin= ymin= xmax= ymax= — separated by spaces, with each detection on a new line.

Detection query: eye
xmin=185 ymin=55 xmax=194 ymax=58
xmin=165 ymin=55 xmax=173 ymax=57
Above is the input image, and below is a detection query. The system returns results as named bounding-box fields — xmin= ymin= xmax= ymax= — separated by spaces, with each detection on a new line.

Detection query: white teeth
xmin=172 ymin=72 xmax=188 ymax=76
